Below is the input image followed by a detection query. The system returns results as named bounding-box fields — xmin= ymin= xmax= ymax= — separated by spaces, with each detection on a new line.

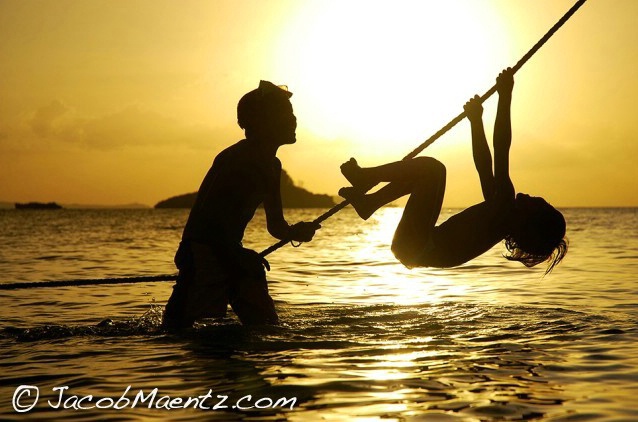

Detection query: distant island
xmin=62 ymin=203 xmax=149 ymax=209
xmin=15 ymin=202 xmax=63 ymax=210
xmin=155 ymin=169 xmax=335 ymax=209
xmin=1 ymin=202 xmax=149 ymax=209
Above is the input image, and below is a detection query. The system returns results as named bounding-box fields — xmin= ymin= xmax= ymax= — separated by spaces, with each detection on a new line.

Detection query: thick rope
xmin=0 ymin=0 xmax=586 ymax=290
xmin=260 ymin=0 xmax=587 ymax=258
xmin=0 ymin=274 xmax=177 ymax=290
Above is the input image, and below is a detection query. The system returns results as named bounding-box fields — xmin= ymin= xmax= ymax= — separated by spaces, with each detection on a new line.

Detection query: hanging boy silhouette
xmin=339 ymin=68 xmax=567 ymax=272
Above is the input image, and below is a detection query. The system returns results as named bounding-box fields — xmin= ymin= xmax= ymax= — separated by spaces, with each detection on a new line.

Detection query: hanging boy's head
xmin=237 ymin=81 xmax=296 ymax=145
xmin=505 ymin=193 xmax=568 ymax=274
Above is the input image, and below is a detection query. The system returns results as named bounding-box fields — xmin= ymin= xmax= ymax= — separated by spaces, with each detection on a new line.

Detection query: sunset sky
xmin=1 ymin=0 xmax=636 ymax=207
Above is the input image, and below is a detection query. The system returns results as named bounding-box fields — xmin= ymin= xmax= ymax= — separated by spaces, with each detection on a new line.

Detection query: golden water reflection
xmin=303 ymin=207 xmax=509 ymax=307
xmin=260 ymin=209 xmax=572 ymax=419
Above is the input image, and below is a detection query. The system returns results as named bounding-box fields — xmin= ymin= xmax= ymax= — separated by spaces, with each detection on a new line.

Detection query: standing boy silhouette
xmin=163 ymin=81 xmax=319 ymax=329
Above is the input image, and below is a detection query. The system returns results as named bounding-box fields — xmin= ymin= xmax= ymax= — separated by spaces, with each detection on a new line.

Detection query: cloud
xmin=24 ymin=100 xmax=238 ymax=151
xmin=30 ymin=100 xmax=72 ymax=138
xmin=81 ymin=106 xmax=186 ymax=148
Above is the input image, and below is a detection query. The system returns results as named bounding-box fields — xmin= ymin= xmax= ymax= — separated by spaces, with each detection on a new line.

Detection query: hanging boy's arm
xmin=493 ymin=68 xmax=515 ymax=199
xmin=464 ymin=95 xmax=494 ymax=201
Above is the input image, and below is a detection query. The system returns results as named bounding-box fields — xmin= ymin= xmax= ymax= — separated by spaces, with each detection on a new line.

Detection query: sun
xmin=272 ymin=1 xmax=504 ymax=159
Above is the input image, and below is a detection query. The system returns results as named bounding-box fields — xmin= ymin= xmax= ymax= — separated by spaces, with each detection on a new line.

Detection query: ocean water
xmin=0 ymin=207 xmax=636 ymax=421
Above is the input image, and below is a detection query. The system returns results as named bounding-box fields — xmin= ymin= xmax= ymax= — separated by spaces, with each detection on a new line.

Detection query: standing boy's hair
xmin=237 ymin=81 xmax=292 ymax=130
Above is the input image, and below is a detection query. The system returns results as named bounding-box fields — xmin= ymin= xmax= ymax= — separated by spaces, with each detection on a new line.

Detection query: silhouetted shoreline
xmin=155 ymin=169 xmax=335 ymax=209
xmin=15 ymin=202 xmax=63 ymax=210
xmin=1 ymin=202 xmax=149 ymax=210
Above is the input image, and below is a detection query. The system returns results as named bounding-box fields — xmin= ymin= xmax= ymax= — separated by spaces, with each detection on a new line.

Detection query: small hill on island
xmin=155 ymin=169 xmax=335 ymax=209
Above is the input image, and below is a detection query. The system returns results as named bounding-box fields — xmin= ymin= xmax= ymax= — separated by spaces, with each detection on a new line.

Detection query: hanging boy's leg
xmin=390 ymin=159 xmax=446 ymax=267
xmin=340 ymin=156 xmax=445 ymax=217
xmin=339 ymin=157 xmax=446 ymax=266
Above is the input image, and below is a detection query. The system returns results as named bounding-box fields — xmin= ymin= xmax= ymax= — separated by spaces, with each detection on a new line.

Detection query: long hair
xmin=505 ymin=198 xmax=569 ymax=275
xmin=505 ymin=235 xmax=568 ymax=275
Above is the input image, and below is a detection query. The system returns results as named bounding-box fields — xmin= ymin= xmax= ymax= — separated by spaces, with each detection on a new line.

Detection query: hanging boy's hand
xmin=464 ymin=95 xmax=483 ymax=123
xmin=496 ymin=67 xmax=514 ymax=96
xmin=288 ymin=221 xmax=321 ymax=242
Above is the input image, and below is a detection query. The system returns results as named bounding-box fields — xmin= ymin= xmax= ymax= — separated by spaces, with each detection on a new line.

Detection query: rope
xmin=0 ymin=0 xmax=586 ymax=290
xmin=403 ymin=0 xmax=587 ymax=160
xmin=0 ymin=274 xmax=177 ymax=290
xmin=261 ymin=0 xmax=587 ymax=258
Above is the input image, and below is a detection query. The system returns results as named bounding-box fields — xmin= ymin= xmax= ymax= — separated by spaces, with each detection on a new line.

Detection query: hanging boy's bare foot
xmin=340 ymin=158 xmax=374 ymax=192
xmin=339 ymin=186 xmax=375 ymax=220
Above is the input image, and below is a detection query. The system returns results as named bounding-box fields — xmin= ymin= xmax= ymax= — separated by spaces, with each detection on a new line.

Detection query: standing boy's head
xmin=237 ymin=81 xmax=297 ymax=145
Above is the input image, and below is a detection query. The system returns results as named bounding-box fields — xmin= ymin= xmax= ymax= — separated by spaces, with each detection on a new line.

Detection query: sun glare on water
xmin=273 ymin=1 xmax=503 ymax=157
xmin=330 ymin=208 xmax=470 ymax=306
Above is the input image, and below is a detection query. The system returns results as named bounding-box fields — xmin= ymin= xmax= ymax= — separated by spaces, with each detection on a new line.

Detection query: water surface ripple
xmin=1 ymin=208 xmax=637 ymax=421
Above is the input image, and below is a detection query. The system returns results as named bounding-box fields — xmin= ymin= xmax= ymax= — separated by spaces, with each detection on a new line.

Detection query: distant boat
xmin=15 ymin=202 xmax=63 ymax=210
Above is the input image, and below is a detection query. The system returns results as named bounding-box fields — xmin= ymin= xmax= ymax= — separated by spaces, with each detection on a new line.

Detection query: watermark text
xmin=12 ymin=385 xmax=296 ymax=413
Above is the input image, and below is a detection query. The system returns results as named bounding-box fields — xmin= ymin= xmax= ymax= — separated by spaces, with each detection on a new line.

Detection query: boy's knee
xmin=391 ymin=238 xmax=427 ymax=269
xmin=412 ymin=157 xmax=446 ymax=179
xmin=428 ymin=157 xmax=446 ymax=179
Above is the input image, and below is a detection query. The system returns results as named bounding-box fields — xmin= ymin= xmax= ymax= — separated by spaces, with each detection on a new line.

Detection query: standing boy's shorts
xmin=163 ymin=241 xmax=278 ymax=328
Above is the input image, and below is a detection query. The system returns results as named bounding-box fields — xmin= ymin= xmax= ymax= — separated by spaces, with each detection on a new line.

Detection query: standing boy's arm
xmin=493 ymin=68 xmax=515 ymax=199
xmin=263 ymin=158 xmax=320 ymax=242
xmin=264 ymin=158 xmax=290 ymax=239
